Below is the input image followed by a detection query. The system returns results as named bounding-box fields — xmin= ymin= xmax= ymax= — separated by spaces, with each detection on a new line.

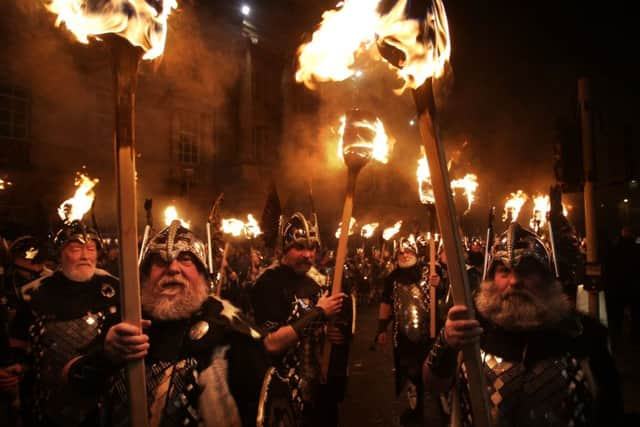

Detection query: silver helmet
xmin=397 ymin=235 xmax=418 ymax=256
xmin=140 ymin=220 xmax=208 ymax=274
xmin=281 ymin=212 xmax=321 ymax=252
xmin=487 ymin=222 xmax=551 ymax=278
xmin=53 ymin=220 xmax=102 ymax=250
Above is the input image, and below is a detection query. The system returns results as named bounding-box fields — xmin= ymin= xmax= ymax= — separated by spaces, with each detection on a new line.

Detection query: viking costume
xmin=13 ymin=221 xmax=119 ymax=427
xmin=252 ymin=212 xmax=347 ymax=427
xmin=425 ymin=222 xmax=623 ymax=427
xmin=69 ymin=221 xmax=265 ymax=427
xmin=378 ymin=236 xmax=446 ymax=423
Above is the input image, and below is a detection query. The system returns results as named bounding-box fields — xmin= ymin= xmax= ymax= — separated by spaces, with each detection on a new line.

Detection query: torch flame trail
xmin=296 ymin=0 xmax=450 ymax=93
xmin=335 ymin=217 xmax=356 ymax=239
xmin=382 ymin=220 xmax=402 ymax=241
xmin=163 ymin=205 xmax=190 ymax=229
xmin=450 ymin=173 xmax=479 ymax=213
xmin=417 ymin=148 xmax=434 ymax=204
xmin=503 ymin=190 xmax=528 ymax=223
xmin=360 ymin=222 xmax=379 ymax=238
xmin=57 ymin=172 xmax=99 ymax=223
xmin=45 ymin=0 xmax=177 ymax=60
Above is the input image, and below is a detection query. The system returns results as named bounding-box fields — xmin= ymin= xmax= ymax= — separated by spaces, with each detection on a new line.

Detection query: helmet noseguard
xmin=140 ymin=220 xmax=208 ymax=275
xmin=488 ymin=222 xmax=551 ymax=278
xmin=281 ymin=212 xmax=321 ymax=252
xmin=54 ymin=220 xmax=102 ymax=250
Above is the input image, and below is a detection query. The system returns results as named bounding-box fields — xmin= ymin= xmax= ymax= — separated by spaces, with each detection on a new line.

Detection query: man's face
xmin=61 ymin=240 xmax=98 ymax=282
xmin=475 ymin=259 xmax=569 ymax=330
xmin=397 ymin=249 xmax=417 ymax=268
xmin=141 ymin=252 xmax=209 ymax=320
xmin=282 ymin=244 xmax=316 ymax=275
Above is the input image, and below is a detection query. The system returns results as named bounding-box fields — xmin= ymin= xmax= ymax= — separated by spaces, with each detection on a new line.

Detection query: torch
xmin=377 ymin=2 xmax=491 ymax=424
xmin=44 ymin=2 xmax=178 ymax=425
xmin=207 ymin=194 xmax=224 ymax=290
xmin=294 ymin=0 xmax=490 ymax=423
xmin=482 ymin=206 xmax=495 ymax=281
xmin=320 ymin=108 xmax=390 ymax=383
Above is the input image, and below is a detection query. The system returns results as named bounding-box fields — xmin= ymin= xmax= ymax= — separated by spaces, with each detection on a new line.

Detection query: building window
xmin=0 ymin=85 xmax=29 ymax=140
xmin=178 ymin=131 xmax=199 ymax=165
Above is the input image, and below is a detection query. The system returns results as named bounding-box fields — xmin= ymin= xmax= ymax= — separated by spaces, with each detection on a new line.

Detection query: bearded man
xmin=376 ymin=236 xmax=445 ymax=426
xmin=14 ymin=221 xmax=119 ymax=427
xmin=67 ymin=220 xmax=265 ymax=427
xmin=423 ymin=222 xmax=624 ymax=426
xmin=251 ymin=212 xmax=346 ymax=427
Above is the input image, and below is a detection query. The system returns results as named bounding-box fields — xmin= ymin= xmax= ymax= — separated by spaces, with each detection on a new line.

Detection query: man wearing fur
xmin=423 ymin=222 xmax=623 ymax=426
xmin=251 ymin=212 xmax=346 ymax=427
xmin=12 ymin=221 xmax=119 ymax=426
xmin=67 ymin=220 xmax=265 ymax=427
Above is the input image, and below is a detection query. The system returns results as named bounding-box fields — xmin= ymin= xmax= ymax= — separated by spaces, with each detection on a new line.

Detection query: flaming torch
xmin=360 ymin=222 xmax=379 ymax=239
xmin=57 ymin=172 xmax=100 ymax=222
xmin=321 ymin=108 xmax=390 ymax=382
xmin=296 ymin=1 xmax=490 ymax=422
xmin=450 ymin=173 xmax=479 ymax=214
xmin=44 ymin=2 xmax=178 ymax=425
xmin=163 ymin=205 xmax=190 ymax=228
xmin=503 ymin=190 xmax=528 ymax=223
xmin=335 ymin=217 xmax=357 ymax=239
xmin=530 ymin=194 xmax=549 ymax=233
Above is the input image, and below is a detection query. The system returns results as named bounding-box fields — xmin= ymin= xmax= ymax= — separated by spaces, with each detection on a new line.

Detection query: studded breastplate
xmin=392 ymin=280 xmax=430 ymax=344
xmin=458 ymin=350 xmax=595 ymax=427
xmin=30 ymin=311 xmax=108 ymax=424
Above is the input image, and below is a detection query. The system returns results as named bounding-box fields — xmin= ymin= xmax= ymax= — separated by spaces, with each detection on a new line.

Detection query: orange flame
xmin=296 ymin=0 xmax=450 ymax=93
xmin=336 ymin=115 xmax=391 ymax=164
xmin=360 ymin=222 xmax=380 ymax=238
xmin=164 ymin=205 xmax=190 ymax=228
xmin=221 ymin=215 xmax=262 ymax=239
xmin=530 ymin=194 xmax=570 ymax=230
xmin=417 ymin=148 xmax=434 ymax=204
xmin=335 ymin=217 xmax=356 ymax=239
xmin=244 ymin=214 xmax=263 ymax=239
xmin=382 ymin=220 xmax=402 ymax=241
xmin=57 ymin=172 xmax=99 ymax=223
xmin=45 ymin=0 xmax=177 ymax=60
xmin=450 ymin=174 xmax=479 ymax=213
xmin=503 ymin=190 xmax=528 ymax=223
xmin=0 ymin=178 xmax=13 ymax=191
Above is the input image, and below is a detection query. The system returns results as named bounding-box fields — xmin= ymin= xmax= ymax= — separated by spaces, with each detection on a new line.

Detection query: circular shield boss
xmin=257 ymin=367 xmax=299 ymax=427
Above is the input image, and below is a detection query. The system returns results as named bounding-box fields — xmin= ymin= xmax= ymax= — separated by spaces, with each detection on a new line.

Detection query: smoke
xmin=3 ymin=1 xmax=241 ymax=232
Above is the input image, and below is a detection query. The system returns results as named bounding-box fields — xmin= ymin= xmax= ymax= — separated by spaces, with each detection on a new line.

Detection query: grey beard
xmin=475 ymin=279 xmax=571 ymax=330
xmin=141 ymin=274 xmax=210 ymax=320
xmin=62 ymin=265 xmax=96 ymax=282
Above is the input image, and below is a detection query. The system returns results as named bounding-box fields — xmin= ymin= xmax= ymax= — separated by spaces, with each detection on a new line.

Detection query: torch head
xmin=341 ymin=109 xmax=378 ymax=172
xmin=140 ymin=220 xmax=208 ymax=277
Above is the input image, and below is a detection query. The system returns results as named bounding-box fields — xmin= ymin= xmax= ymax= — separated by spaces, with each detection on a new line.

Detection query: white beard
xmin=141 ymin=274 xmax=210 ymax=320
xmin=475 ymin=278 xmax=571 ymax=330
xmin=62 ymin=265 xmax=96 ymax=282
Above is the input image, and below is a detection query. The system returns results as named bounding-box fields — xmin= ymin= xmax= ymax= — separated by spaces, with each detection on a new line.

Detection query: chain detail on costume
xmin=391 ymin=276 xmax=430 ymax=346
xmin=29 ymin=311 xmax=105 ymax=425
xmin=108 ymin=358 xmax=201 ymax=427
xmin=457 ymin=350 xmax=595 ymax=427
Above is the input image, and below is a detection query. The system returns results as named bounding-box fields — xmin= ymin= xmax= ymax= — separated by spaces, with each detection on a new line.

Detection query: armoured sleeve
xmin=425 ymin=327 xmax=458 ymax=379
xmin=291 ymin=306 xmax=325 ymax=338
